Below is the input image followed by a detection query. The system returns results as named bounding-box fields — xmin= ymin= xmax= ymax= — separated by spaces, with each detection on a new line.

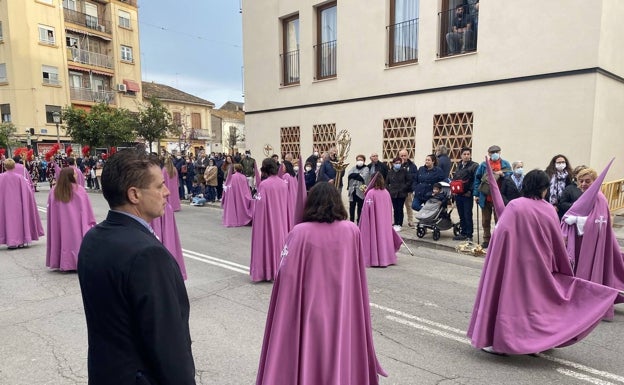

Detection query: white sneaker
xmin=393 ymin=225 xmax=402 ymax=232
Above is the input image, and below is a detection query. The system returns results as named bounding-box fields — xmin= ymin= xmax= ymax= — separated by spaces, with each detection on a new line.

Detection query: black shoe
xmin=481 ymin=241 xmax=489 ymax=249
xmin=453 ymin=235 xmax=467 ymax=241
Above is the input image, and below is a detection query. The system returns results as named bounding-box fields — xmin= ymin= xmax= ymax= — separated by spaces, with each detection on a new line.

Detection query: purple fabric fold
xmin=467 ymin=197 xmax=619 ymax=354
xmin=293 ymin=156 xmax=307 ymax=226
xmin=222 ymin=172 xmax=253 ymax=227
xmin=484 ymin=156 xmax=505 ymax=217
xmin=151 ymin=203 xmax=187 ymax=280
xmin=0 ymin=170 xmax=44 ymax=246
xmin=282 ymin=174 xmax=298 ymax=230
xmin=46 ymin=185 xmax=96 ymax=270
xmin=359 ymin=188 xmax=400 ymax=267
xmin=256 ymin=221 xmax=386 ymax=385
xmin=162 ymin=168 xmax=182 ymax=212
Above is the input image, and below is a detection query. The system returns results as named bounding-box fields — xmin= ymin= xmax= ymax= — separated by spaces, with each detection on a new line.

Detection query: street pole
xmin=52 ymin=111 xmax=61 ymax=146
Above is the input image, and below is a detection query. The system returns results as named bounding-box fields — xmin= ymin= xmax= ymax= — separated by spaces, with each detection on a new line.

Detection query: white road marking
xmin=179 ymin=249 xmax=624 ymax=384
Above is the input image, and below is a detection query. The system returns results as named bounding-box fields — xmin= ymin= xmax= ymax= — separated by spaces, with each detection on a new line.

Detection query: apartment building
xmin=242 ymin=0 xmax=624 ymax=177
xmin=0 ymin=0 xmax=142 ymax=154
xmin=142 ymin=81 xmax=215 ymax=156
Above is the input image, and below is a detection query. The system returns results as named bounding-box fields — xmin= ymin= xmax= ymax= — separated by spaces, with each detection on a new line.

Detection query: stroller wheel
xmin=416 ymin=226 xmax=426 ymax=238
xmin=433 ymin=229 xmax=441 ymax=241
xmin=453 ymin=223 xmax=461 ymax=236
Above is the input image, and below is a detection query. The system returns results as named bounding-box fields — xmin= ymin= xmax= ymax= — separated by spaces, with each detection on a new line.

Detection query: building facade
xmin=242 ymin=0 xmax=624 ymax=178
xmin=0 ymin=0 xmax=142 ymax=154
xmin=142 ymin=81 xmax=215 ymax=156
xmin=210 ymin=105 xmax=245 ymax=155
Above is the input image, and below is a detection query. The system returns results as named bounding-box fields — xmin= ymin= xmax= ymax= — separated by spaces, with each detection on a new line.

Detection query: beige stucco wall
xmin=111 ymin=1 xmax=142 ymax=111
xmin=592 ymin=75 xmax=624 ymax=179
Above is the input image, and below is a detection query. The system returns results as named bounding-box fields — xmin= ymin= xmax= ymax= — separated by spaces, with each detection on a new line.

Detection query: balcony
xmin=314 ymin=40 xmax=337 ymax=80
xmin=70 ymin=87 xmax=116 ymax=104
xmin=387 ymin=18 xmax=419 ymax=66
xmin=280 ymin=49 xmax=300 ymax=86
xmin=438 ymin=6 xmax=478 ymax=58
xmin=63 ymin=8 xmax=112 ymax=35
xmin=67 ymin=47 xmax=113 ymax=69
xmin=191 ymin=129 xmax=214 ymax=140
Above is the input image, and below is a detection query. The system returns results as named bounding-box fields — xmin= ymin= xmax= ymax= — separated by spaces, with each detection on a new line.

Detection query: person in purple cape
xmin=222 ymin=164 xmax=253 ymax=227
xmin=249 ymin=158 xmax=289 ymax=282
xmin=12 ymin=156 xmax=35 ymax=191
xmin=0 ymin=159 xmax=45 ymax=249
xmin=55 ymin=157 xmax=85 ymax=188
xmin=561 ymin=160 xmax=624 ymax=319
xmin=359 ymin=173 xmax=402 ymax=267
xmin=256 ymin=182 xmax=387 ymax=385
xmin=151 ymin=202 xmax=187 ymax=280
xmin=46 ymin=167 xmax=96 ymax=270
xmin=162 ymin=156 xmax=182 ymax=212
xmin=467 ymin=169 xmax=619 ymax=355
xmin=281 ymin=159 xmax=298 ymax=230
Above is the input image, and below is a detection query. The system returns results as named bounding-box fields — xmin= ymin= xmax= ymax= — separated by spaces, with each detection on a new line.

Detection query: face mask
xmin=514 ymin=168 xmax=524 ymax=175
xmin=293 ymin=166 xmax=299 ymax=172
xmin=316 ymin=163 xmax=322 ymax=169
xmin=555 ymin=163 xmax=566 ymax=171
xmin=313 ymin=152 xmax=319 ymax=157
xmin=393 ymin=164 xmax=401 ymax=170
xmin=356 ymin=160 xmax=364 ymax=167
xmin=305 ymin=166 xmax=312 ymax=172
xmin=490 ymin=153 xmax=500 ymax=161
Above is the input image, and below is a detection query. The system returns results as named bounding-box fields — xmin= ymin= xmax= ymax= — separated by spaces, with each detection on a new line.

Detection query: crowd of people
xmin=1 ymin=143 xmax=623 ymax=384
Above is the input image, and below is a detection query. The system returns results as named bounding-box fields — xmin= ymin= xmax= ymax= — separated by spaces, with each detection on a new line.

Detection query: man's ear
xmin=127 ymin=187 xmax=141 ymax=204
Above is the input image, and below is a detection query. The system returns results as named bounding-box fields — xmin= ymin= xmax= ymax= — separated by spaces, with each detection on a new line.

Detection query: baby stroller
xmin=415 ymin=182 xmax=462 ymax=241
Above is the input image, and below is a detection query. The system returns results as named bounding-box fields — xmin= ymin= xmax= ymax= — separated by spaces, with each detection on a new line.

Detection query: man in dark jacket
xmin=77 ymin=150 xmax=196 ymax=385
xmin=399 ymin=149 xmax=418 ymax=227
xmin=435 ymin=144 xmax=452 ymax=180
xmin=366 ymin=152 xmax=388 ymax=182
xmin=452 ymin=147 xmax=478 ymax=241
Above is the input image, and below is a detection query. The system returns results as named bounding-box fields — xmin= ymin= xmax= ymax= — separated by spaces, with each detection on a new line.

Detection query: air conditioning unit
xmin=117 ymin=84 xmax=127 ymax=92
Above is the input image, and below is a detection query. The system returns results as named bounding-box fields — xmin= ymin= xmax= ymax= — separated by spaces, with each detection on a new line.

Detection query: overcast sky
xmin=137 ymin=0 xmax=243 ymax=109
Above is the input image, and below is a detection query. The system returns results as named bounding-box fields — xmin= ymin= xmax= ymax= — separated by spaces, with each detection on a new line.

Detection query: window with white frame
xmin=0 ymin=63 xmax=7 ymax=82
xmin=388 ymin=0 xmax=419 ymax=66
xmin=315 ymin=2 xmax=337 ymax=79
xmin=118 ymin=10 xmax=131 ymax=28
xmin=42 ymin=65 xmax=59 ymax=85
xmin=62 ymin=0 xmax=77 ymax=11
xmin=38 ymin=25 xmax=56 ymax=45
xmin=120 ymin=45 xmax=133 ymax=62
xmin=0 ymin=104 xmax=10 ymax=123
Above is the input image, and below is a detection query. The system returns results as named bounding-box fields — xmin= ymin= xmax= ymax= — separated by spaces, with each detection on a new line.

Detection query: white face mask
xmin=313 ymin=152 xmax=319 ymax=157
xmin=305 ymin=166 xmax=312 ymax=172
xmin=555 ymin=162 xmax=566 ymax=171
xmin=356 ymin=160 xmax=364 ymax=167
xmin=293 ymin=166 xmax=299 ymax=172
xmin=316 ymin=163 xmax=322 ymax=169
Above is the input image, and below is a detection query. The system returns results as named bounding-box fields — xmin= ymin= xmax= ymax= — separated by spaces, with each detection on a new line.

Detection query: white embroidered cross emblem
xmin=595 ymin=215 xmax=607 ymax=230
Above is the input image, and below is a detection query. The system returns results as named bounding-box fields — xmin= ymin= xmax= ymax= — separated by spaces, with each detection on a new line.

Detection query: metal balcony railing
xmin=67 ymin=47 xmax=113 ymax=69
xmin=191 ymin=129 xmax=213 ymax=140
xmin=280 ymin=49 xmax=300 ymax=86
xmin=438 ymin=6 xmax=478 ymax=57
xmin=63 ymin=8 xmax=112 ymax=34
xmin=387 ymin=18 xmax=419 ymax=66
xmin=70 ymin=87 xmax=116 ymax=104
xmin=314 ymin=40 xmax=336 ymax=79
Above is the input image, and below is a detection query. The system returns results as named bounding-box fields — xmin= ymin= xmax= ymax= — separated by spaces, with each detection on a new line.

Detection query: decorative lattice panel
xmin=312 ymin=123 xmax=337 ymax=154
xmin=280 ymin=126 xmax=301 ymax=159
xmin=383 ymin=117 xmax=417 ymax=162
xmin=432 ymin=112 xmax=473 ymax=174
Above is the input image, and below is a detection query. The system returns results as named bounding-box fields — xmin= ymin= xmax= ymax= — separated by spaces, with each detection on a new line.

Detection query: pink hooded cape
xmin=256 ymin=221 xmax=387 ymax=385
xmin=162 ymin=167 xmax=182 ymax=212
xmin=293 ymin=156 xmax=307 ymax=226
xmin=561 ymin=159 xmax=624 ymax=316
xmin=46 ymin=185 xmax=96 ymax=270
xmin=151 ymin=203 xmax=187 ymax=280
xmin=249 ymin=175 xmax=289 ymax=282
xmin=222 ymin=172 xmax=253 ymax=227
xmin=54 ymin=163 xmax=85 ymax=188
xmin=14 ymin=162 xmax=34 ymax=190
xmin=359 ymin=188 xmax=402 ymax=267
xmin=467 ymin=197 xmax=619 ymax=354
xmin=282 ymin=173 xmax=298 ymax=230
xmin=0 ymin=169 xmax=44 ymax=246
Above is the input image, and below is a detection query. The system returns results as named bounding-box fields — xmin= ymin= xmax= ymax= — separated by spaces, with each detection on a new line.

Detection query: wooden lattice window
xmin=312 ymin=123 xmax=337 ymax=155
xmin=280 ymin=126 xmax=301 ymax=159
xmin=432 ymin=112 xmax=473 ymax=174
xmin=383 ymin=117 xmax=416 ymax=162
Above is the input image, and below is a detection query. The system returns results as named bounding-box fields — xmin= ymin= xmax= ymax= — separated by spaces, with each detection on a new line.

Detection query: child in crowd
xmin=189 ymin=178 xmax=206 ymax=206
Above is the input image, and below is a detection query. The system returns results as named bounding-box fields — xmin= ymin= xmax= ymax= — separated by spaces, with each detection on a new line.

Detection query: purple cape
xmin=0 ymin=170 xmax=44 ymax=246
xmin=256 ymin=221 xmax=386 ymax=385
xmin=151 ymin=203 xmax=187 ymax=280
xmin=222 ymin=172 xmax=253 ymax=227
xmin=46 ymin=185 xmax=96 ymax=270
xmin=14 ymin=162 xmax=34 ymax=189
xmin=163 ymin=168 xmax=182 ymax=212
xmin=293 ymin=156 xmax=307 ymax=226
xmin=282 ymin=174 xmax=298 ymax=230
xmin=467 ymin=197 xmax=619 ymax=354
xmin=249 ymin=175 xmax=289 ymax=282
xmin=359 ymin=188 xmax=402 ymax=267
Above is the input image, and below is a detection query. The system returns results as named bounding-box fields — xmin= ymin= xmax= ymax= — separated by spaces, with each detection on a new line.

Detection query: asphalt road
xmin=1 ymin=185 xmax=623 ymax=385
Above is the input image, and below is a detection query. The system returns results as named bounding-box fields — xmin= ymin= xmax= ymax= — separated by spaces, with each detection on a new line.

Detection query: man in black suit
xmin=77 ymin=149 xmax=196 ymax=385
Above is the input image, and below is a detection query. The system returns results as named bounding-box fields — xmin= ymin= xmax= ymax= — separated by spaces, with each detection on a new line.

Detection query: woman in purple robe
xmin=468 ymin=169 xmax=619 ymax=355
xmin=222 ymin=164 xmax=253 ymax=227
xmin=256 ymin=182 xmax=387 ymax=385
xmin=46 ymin=167 xmax=96 ymax=270
xmin=249 ymin=158 xmax=289 ymax=282
xmin=162 ymin=156 xmax=182 ymax=212
xmin=0 ymin=159 xmax=44 ymax=249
